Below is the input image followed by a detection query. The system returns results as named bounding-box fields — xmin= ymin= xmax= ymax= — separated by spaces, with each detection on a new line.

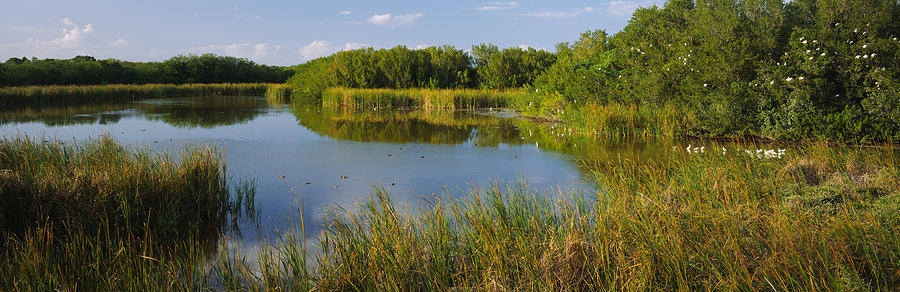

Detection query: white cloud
xmin=110 ymin=38 xmax=128 ymax=46
xmin=299 ymin=41 xmax=333 ymax=61
xmin=52 ymin=18 xmax=94 ymax=48
xmin=366 ymin=13 xmax=424 ymax=27
xmin=188 ymin=43 xmax=284 ymax=63
xmin=343 ymin=42 xmax=368 ymax=51
xmin=298 ymin=40 xmax=370 ymax=61
xmin=339 ymin=10 xmax=352 ymax=15
xmin=516 ymin=44 xmax=548 ymax=51
xmin=475 ymin=1 xmax=519 ymax=11
xmin=414 ymin=44 xmax=428 ymax=50
xmin=517 ymin=6 xmax=595 ymax=18
xmin=607 ymin=1 xmax=641 ymax=16
xmin=0 ymin=18 xmax=113 ymax=59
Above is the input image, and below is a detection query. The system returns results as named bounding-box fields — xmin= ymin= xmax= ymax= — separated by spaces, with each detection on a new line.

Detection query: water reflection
xmin=0 ymin=96 xmax=275 ymax=128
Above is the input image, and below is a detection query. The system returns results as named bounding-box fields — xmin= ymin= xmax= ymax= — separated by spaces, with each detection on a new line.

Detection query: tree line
xmin=287 ymin=45 xmax=556 ymax=98
xmin=0 ymin=54 xmax=293 ymax=86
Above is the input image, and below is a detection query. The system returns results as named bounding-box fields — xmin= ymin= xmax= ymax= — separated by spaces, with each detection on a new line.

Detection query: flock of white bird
xmin=675 ymin=144 xmax=787 ymax=159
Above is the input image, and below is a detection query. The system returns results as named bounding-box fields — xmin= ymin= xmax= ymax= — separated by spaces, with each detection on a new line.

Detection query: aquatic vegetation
xmin=320 ymin=87 xmax=524 ymax=109
xmin=0 ymin=136 xmax=255 ymax=289
xmin=214 ymin=141 xmax=899 ymax=290
xmin=0 ymin=83 xmax=286 ymax=106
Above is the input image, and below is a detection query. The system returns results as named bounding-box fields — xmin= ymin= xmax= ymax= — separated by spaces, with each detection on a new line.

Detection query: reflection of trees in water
xmin=291 ymin=102 xmax=527 ymax=146
xmin=0 ymin=96 xmax=273 ymax=128
xmin=142 ymin=96 xmax=271 ymax=128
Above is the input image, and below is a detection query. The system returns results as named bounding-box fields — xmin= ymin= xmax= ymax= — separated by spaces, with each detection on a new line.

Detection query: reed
xmin=320 ymin=87 xmax=525 ymax=109
xmin=546 ymin=102 xmax=700 ymax=139
xmin=0 ymin=83 xmax=286 ymax=106
xmin=0 ymin=135 xmax=254 ymax=290
xmin=223 ymin=141 xmax=899 ymax=290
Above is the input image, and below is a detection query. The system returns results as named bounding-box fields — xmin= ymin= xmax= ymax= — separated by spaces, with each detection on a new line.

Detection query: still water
xmin=2 ymin=96 xmax=661 ymax=252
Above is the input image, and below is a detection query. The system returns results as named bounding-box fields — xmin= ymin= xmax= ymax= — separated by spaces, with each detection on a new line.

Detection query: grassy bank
xmin=0 ymin=136 xmax=254 ymax=290
xmin=0 ymin=83 xmax=287 ymax=106
xmin=320 ymin=87 xmax=524 ymax=109
xmin=214 ymin=141 xmax=898 ymax=290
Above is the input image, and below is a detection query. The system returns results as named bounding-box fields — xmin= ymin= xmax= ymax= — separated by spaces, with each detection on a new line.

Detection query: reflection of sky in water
xmin=0 ymin=97 xmax=589 ymax=265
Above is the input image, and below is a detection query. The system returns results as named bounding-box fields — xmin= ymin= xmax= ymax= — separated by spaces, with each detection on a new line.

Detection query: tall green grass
xmin=320 ymin=87 xmax=524 ymax=109
xmin=0 ymin=136 xmax=255 ymax=290
xmin=0 ymin=83 xmax=286 ymax=106
xmin=220 ymin=142 xmax=899 ymax=290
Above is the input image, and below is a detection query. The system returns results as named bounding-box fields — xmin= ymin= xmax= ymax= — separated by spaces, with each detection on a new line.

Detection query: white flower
xmin=798 ymin=76 xmax=804 ymax=80
xmin=871 ymin=53 xmax=876 ymax=57
xmin=806 ymin=49 xmax=811 ymax=53
xmin=770 ymin=80 xmax=775 ymax=85
xmin=802 ymin=40 xmax=808 ymax=44
xmin=821 ymin=53 xmax=826 ymax=56
xmin=863 ymin=44 xmax=868 ymax=48
xmin=856 ymin=55 xmax=861 ymax=59
xmin=863 ymin=55 xmax=868 ymax=58
xmin=703 ymin=83 xmax=708 ymax=87
xmin=786 ymin=77 xmax=794 ymax=82
xmin=809 ymin=57 xmax=814 ymax=60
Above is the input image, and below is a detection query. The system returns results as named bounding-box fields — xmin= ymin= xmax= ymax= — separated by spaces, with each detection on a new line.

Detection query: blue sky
xmin=0 ymin=0 xmax=663 ymax=66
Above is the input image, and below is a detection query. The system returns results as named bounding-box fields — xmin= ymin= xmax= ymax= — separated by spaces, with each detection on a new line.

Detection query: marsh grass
xmin=320 ymin=87 xmax=525 ymax=109
xmin=220 ymin=141 xmax=898 ymax=290
xmin=558 ymin=103 xmax=699 ymax=139
xmin=0 ymin=83 xmax=285 ymax=106
xmin=0 ymin=136 xmax=254 ymax=290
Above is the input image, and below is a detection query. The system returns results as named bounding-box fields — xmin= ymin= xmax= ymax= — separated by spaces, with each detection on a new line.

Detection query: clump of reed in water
xmin=320 ymin=87 xmax=524 ymax=109
xmin=0 ymin=135 xmax=254 ymax=290
xmin=0 ymin=83 xmax=286 ymax=106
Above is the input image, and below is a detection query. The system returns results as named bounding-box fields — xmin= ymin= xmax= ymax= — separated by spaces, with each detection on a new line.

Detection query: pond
xmin=2 ymin=96 xmax=653 ymax=253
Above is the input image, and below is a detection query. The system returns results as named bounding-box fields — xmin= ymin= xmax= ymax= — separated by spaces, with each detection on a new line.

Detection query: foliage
xmin=0 ymin=54 xmax=293 ymax=86
xmin=530 ymin=0 xmax=900 ymax=142
xmin=286 ymin=45 xmax=554 ymax=99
